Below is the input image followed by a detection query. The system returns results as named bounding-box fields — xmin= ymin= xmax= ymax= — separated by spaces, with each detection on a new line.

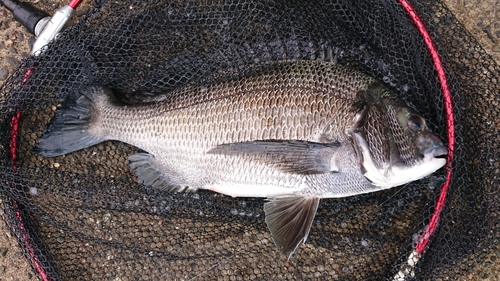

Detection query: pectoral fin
xmin=208 ymin=140 xmax=340 ymax=174
xmin=264 ymin=196 xmax=320 ymax=259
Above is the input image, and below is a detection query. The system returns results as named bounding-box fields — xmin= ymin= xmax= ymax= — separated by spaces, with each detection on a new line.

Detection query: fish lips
xmin=423 ymin=145 xmax=448 ymax=164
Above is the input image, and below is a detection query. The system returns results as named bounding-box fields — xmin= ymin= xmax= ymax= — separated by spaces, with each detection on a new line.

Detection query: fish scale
xmin=133 ymin=93 xmax=325 ymax=147
xmin=34 ymin=60 xmax=447 ymax=259
xmin=93 ymin=76 xmax=363 ymax=153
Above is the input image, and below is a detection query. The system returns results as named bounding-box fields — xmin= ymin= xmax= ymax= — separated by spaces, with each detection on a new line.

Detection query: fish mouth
xmin=432 ymin=146 xmax=448 ymax=158
xmin=423 ymin=145 xmax=448 ymax=166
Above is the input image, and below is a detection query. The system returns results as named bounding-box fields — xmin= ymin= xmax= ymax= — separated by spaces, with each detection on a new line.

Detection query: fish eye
xmin=408 ymin=115 xmax=423 ymax=131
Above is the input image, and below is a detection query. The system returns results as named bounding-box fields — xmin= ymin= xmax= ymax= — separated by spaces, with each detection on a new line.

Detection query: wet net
xmin=0 ymin=0 xmax=498 ymax=280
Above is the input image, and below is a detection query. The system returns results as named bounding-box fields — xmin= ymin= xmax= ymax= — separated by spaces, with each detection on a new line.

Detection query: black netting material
xmin=0 ymin=0 xmax=498 ymax=280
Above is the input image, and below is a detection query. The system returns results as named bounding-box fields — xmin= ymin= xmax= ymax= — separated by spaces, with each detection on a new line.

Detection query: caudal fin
xmin=33 ymin=86 xmax=109 ymax=157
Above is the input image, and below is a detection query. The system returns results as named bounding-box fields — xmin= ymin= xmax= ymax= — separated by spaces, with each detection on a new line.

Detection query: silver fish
xmin=34 ymin=60 xmax=447 ymax=258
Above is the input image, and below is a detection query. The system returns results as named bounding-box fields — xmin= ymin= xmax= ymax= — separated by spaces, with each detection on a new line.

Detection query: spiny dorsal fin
xmin=208 ymin=140 xmax=340 ymax=174
xmin=264 ymin=196 xmax=320 ymax=259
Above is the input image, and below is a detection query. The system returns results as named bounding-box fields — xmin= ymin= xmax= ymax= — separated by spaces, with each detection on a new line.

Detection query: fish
xmin=34 ymin=60 xmax=447 ymax=259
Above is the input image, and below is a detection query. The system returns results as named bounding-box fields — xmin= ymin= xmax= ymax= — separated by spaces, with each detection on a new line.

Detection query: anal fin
xmin=129 ymin=153 xmax=191 ymax=192
xmin=264 ymin=196 xmax=320 ymax=259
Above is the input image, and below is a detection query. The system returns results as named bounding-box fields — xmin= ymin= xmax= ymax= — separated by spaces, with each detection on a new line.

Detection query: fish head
xmin=352 ymin=83 xmax=448 ymax=188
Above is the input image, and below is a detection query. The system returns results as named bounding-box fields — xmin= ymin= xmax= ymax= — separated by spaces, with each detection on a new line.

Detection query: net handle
xmin=68 ymin=0 xmax=83 ymax=9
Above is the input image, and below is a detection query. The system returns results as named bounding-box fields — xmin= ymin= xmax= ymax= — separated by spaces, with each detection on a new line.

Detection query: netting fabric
xmin=0 ymin=0 xmax=498 ymax=280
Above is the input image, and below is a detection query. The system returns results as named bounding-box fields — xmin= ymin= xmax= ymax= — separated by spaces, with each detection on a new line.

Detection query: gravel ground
xmin=0 ymin=0 xmax=498 ymax=280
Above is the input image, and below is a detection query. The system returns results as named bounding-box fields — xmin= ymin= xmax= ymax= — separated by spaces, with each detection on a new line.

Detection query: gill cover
xmin=352 ymin=83 xmax=447 ymax=187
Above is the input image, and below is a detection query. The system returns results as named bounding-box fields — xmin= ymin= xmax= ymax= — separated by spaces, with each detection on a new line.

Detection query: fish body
xmin=35 ymin=61 xmax=447 ymax=258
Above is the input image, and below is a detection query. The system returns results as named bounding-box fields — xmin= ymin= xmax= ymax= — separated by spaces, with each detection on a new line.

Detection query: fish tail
xmin=33 ymin=86 xmax=110 ymax=157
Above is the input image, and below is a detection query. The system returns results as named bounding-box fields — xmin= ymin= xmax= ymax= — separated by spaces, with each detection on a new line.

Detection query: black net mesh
xmin=0 ymin=0 xmax=498 ymax=280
